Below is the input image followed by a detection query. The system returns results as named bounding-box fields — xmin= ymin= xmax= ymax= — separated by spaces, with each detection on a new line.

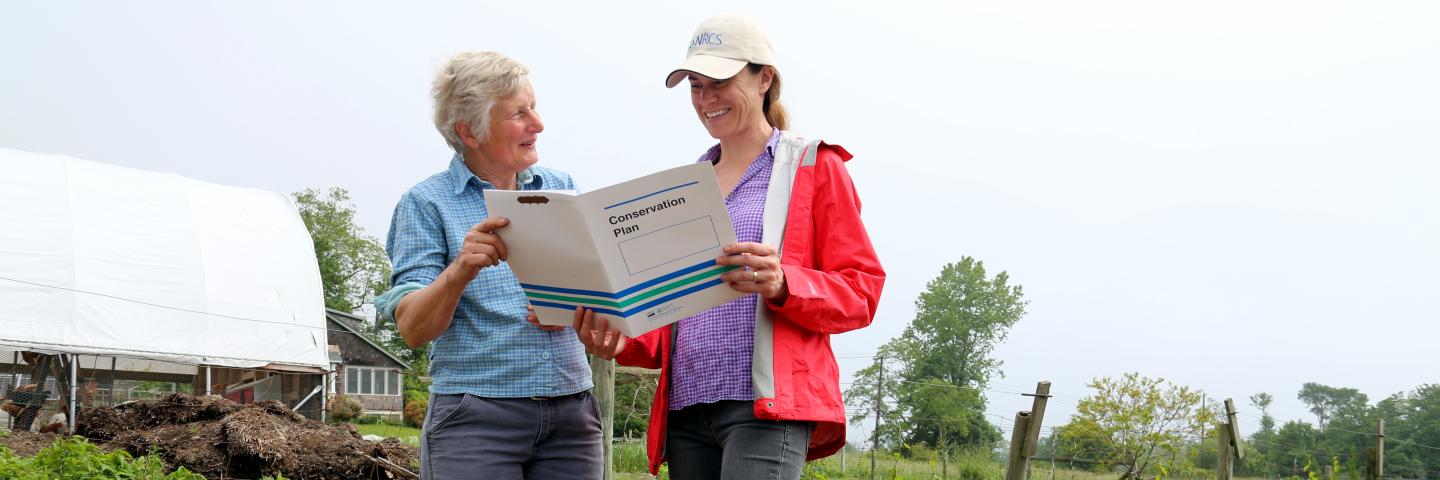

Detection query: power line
xmin=1329 ymin=426 xmax=1440 ymax=451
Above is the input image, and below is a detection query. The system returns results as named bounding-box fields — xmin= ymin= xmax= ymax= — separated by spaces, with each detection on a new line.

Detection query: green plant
xmin=900 ymin=443 xmax=937 ymax=461
xmin=946 ymin=447 xmax=1003 ymax=480
xmin=613 ymin=441 xmax=650 ymax=474
xmin=0 ymin=436 xmax=204 ymax=479
xmin=800 ymin=459 xmax=837 ymax=479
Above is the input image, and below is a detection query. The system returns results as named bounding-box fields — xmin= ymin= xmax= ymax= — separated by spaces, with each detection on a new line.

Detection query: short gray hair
xmin=432 ymin=51 xmax=530 ymax=152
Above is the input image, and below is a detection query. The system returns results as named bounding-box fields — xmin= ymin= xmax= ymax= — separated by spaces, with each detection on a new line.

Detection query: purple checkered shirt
xmin=669 ymin=128 xmax=782 ymax=411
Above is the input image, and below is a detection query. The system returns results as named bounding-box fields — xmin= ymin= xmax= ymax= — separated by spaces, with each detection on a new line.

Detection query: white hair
xmin=432 ymin=51 xmax=530 ymax=152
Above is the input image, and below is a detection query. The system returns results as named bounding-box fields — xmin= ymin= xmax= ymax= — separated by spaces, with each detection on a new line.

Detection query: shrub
xmin=902 ymin=443 xmax=937 ymax=462
xmin=949 ymin=447 xmax=1003 ymax=480
xmin=328 ymin=394 xmax=364 ymax=422
xmin=403 ymin=395 xmax=427 ymax=428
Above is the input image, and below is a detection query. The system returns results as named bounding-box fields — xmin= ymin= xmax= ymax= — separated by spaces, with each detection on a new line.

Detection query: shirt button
xmin=542 ymin=352 xmax=551 ymax=360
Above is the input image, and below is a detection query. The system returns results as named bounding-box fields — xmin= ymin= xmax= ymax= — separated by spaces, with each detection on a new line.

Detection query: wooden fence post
xmin=1225 ymin=398 xmax=1244 ymax=460
xmin=1216 ymin=398 xmax=1243 ymax=480
xmin=591 ymin=357 xmax=614 ymax=480
xmin=1217 ymin=422 xmax=1233 ymax=480
xmin=1020 ymin=381 xmax=1052 ymax=480
xmin=1006 ymin=412 xmax=1032 ymax=480
xmin=1023 ymin=382 xmax=1051 ymax=458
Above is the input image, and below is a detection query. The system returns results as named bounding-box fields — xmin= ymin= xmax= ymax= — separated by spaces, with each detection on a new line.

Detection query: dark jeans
xmin=667 ymin=400 xmax=815 ymax=480
xmin=421 ymin=391 xmax=602 ymax=480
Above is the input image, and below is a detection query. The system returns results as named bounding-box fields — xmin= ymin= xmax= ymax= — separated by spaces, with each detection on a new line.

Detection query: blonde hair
xmin=748 ymin=63 xmax=789 ymax=130
xmin=432 ymin=51 xmax=530 ymax=152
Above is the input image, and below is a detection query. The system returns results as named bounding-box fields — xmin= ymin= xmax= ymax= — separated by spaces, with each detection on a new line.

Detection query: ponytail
xmin=748 ymin=63 xmax=789 ymax=130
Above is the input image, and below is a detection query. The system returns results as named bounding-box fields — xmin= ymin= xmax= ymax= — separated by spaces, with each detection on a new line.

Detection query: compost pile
xmin=75 ymin=393 xmax=417 ymax=479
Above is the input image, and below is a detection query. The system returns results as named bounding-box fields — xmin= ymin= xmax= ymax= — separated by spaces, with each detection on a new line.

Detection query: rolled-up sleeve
xmin=378 ymin=191 xmax=448 ymax=322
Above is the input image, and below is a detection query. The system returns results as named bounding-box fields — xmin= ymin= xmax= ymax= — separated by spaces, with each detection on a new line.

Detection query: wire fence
xmin=0 ymin=347 xmax=327 ymax=435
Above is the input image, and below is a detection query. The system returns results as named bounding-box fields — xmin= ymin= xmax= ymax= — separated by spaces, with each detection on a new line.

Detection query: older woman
xmin=376 ymin=51 xmax=600 ymax=480
xmin=576 ymin=14 xmax=886 ymax=480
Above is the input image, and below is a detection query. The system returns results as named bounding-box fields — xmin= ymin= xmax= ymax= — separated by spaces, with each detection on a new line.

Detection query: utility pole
xmin=872 ymin=355 xmax=883 ymax=480
xmin=1200 ymin=395 xmax=1207 ymax=441
xmin=1374 ymin=419 xmax=1384 ymax=480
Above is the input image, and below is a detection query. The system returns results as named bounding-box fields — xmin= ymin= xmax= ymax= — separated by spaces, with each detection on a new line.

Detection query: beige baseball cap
xmin=664 ymin=14 xmax=776 ymax=88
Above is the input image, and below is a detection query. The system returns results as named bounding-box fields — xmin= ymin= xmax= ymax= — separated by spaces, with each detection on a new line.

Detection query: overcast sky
xmin=4 ymin=1 xmax=1437 ymax=442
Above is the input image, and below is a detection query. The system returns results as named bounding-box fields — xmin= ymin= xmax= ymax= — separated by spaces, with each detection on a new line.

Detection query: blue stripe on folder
xmin=603 ymin=181 xmax=699 ymax=210
xmin=529 ymin=278 xmax=727 ymax=318
xmin=519 ymin=258 xmax=718 ymax=299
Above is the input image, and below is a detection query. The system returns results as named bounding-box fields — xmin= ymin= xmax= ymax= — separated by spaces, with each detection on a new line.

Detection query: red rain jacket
xmin=615 ymin=137 xmax=885 ymax=475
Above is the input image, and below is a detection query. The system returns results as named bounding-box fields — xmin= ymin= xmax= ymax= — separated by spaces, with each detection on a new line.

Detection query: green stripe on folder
xmin=524 ymin=265 xmax=738 ymax=309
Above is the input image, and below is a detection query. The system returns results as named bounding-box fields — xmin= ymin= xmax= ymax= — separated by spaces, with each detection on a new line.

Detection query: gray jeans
xmin=666 ymin=400 xmax=815 ymax=480
xmin=421 ymin=391 xmax=602 ymax=480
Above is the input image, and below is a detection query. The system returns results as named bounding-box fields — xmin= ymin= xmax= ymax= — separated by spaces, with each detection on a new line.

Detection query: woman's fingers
xmin=572 ymin=307 xmax=595 ymax=347
xmin=722 ymin=242 xmax=776 ymax=257
xmin=569 ymin=307 xmax=627 ymax=359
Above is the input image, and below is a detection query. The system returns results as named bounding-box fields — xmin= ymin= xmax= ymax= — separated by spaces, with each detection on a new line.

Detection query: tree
xmin=1248 ymin=392 xmax=1277 ymax=475
xmin=846 ymin=349 xmax=908 ymax=451
xmin=293 ymin=187 xmax=390 ymax=313
xmin=1395 ymin=384 xmax=1440 ymax=478
xmin=613 ymin=371 xmax=659 ymax=441
xmin=1057 ymin=373 xmax=1212 ymax=480
xmin=846 ymin=257 xmax=1025 ymax=453
xmin=1297 ymin=382 xmax=1367 ymax=433
xmin=1250 ymin=392 xmax=1275 ymax=434
xmin=1267 ymin=420 xmax=1319 ymax=477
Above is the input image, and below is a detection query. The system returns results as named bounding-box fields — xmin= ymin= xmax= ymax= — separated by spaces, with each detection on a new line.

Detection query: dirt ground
xmin=53 ymin=393 xmax=419 ymax=479
xmin=0 ymin=430 xmax=61 ymax=458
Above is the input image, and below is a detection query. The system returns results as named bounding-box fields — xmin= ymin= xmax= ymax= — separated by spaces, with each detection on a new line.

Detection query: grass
xmin=351 ymin=422 xmax=421 ymax=447
xmin=613 ymin=442 xmax=1269 ymax=480
xmin=614 ymin=441 xmax=1008 ymax=479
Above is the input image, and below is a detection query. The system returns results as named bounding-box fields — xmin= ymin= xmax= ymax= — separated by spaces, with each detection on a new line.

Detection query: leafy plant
xmin=0 ymin=437 xmax=204 ymax=479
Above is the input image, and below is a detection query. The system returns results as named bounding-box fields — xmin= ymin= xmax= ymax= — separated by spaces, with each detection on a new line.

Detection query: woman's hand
xmin=449 ymin=216 xmax=510 ymax=282
xmin=573 ymin=307 xmax=628 ymax=360
xmin=526 ymin=303 xmax=566 ymax=331
xmin=716 ymin=242 xmax=788 ymax=301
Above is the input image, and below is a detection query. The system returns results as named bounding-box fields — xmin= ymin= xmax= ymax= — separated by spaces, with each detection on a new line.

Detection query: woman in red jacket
xmin=574 ymin=13 xmax=885 ymax=480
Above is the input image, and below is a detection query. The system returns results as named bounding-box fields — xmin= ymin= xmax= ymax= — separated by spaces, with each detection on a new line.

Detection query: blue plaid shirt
xmin=377 ymin=155 xmax=592 ymax=398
